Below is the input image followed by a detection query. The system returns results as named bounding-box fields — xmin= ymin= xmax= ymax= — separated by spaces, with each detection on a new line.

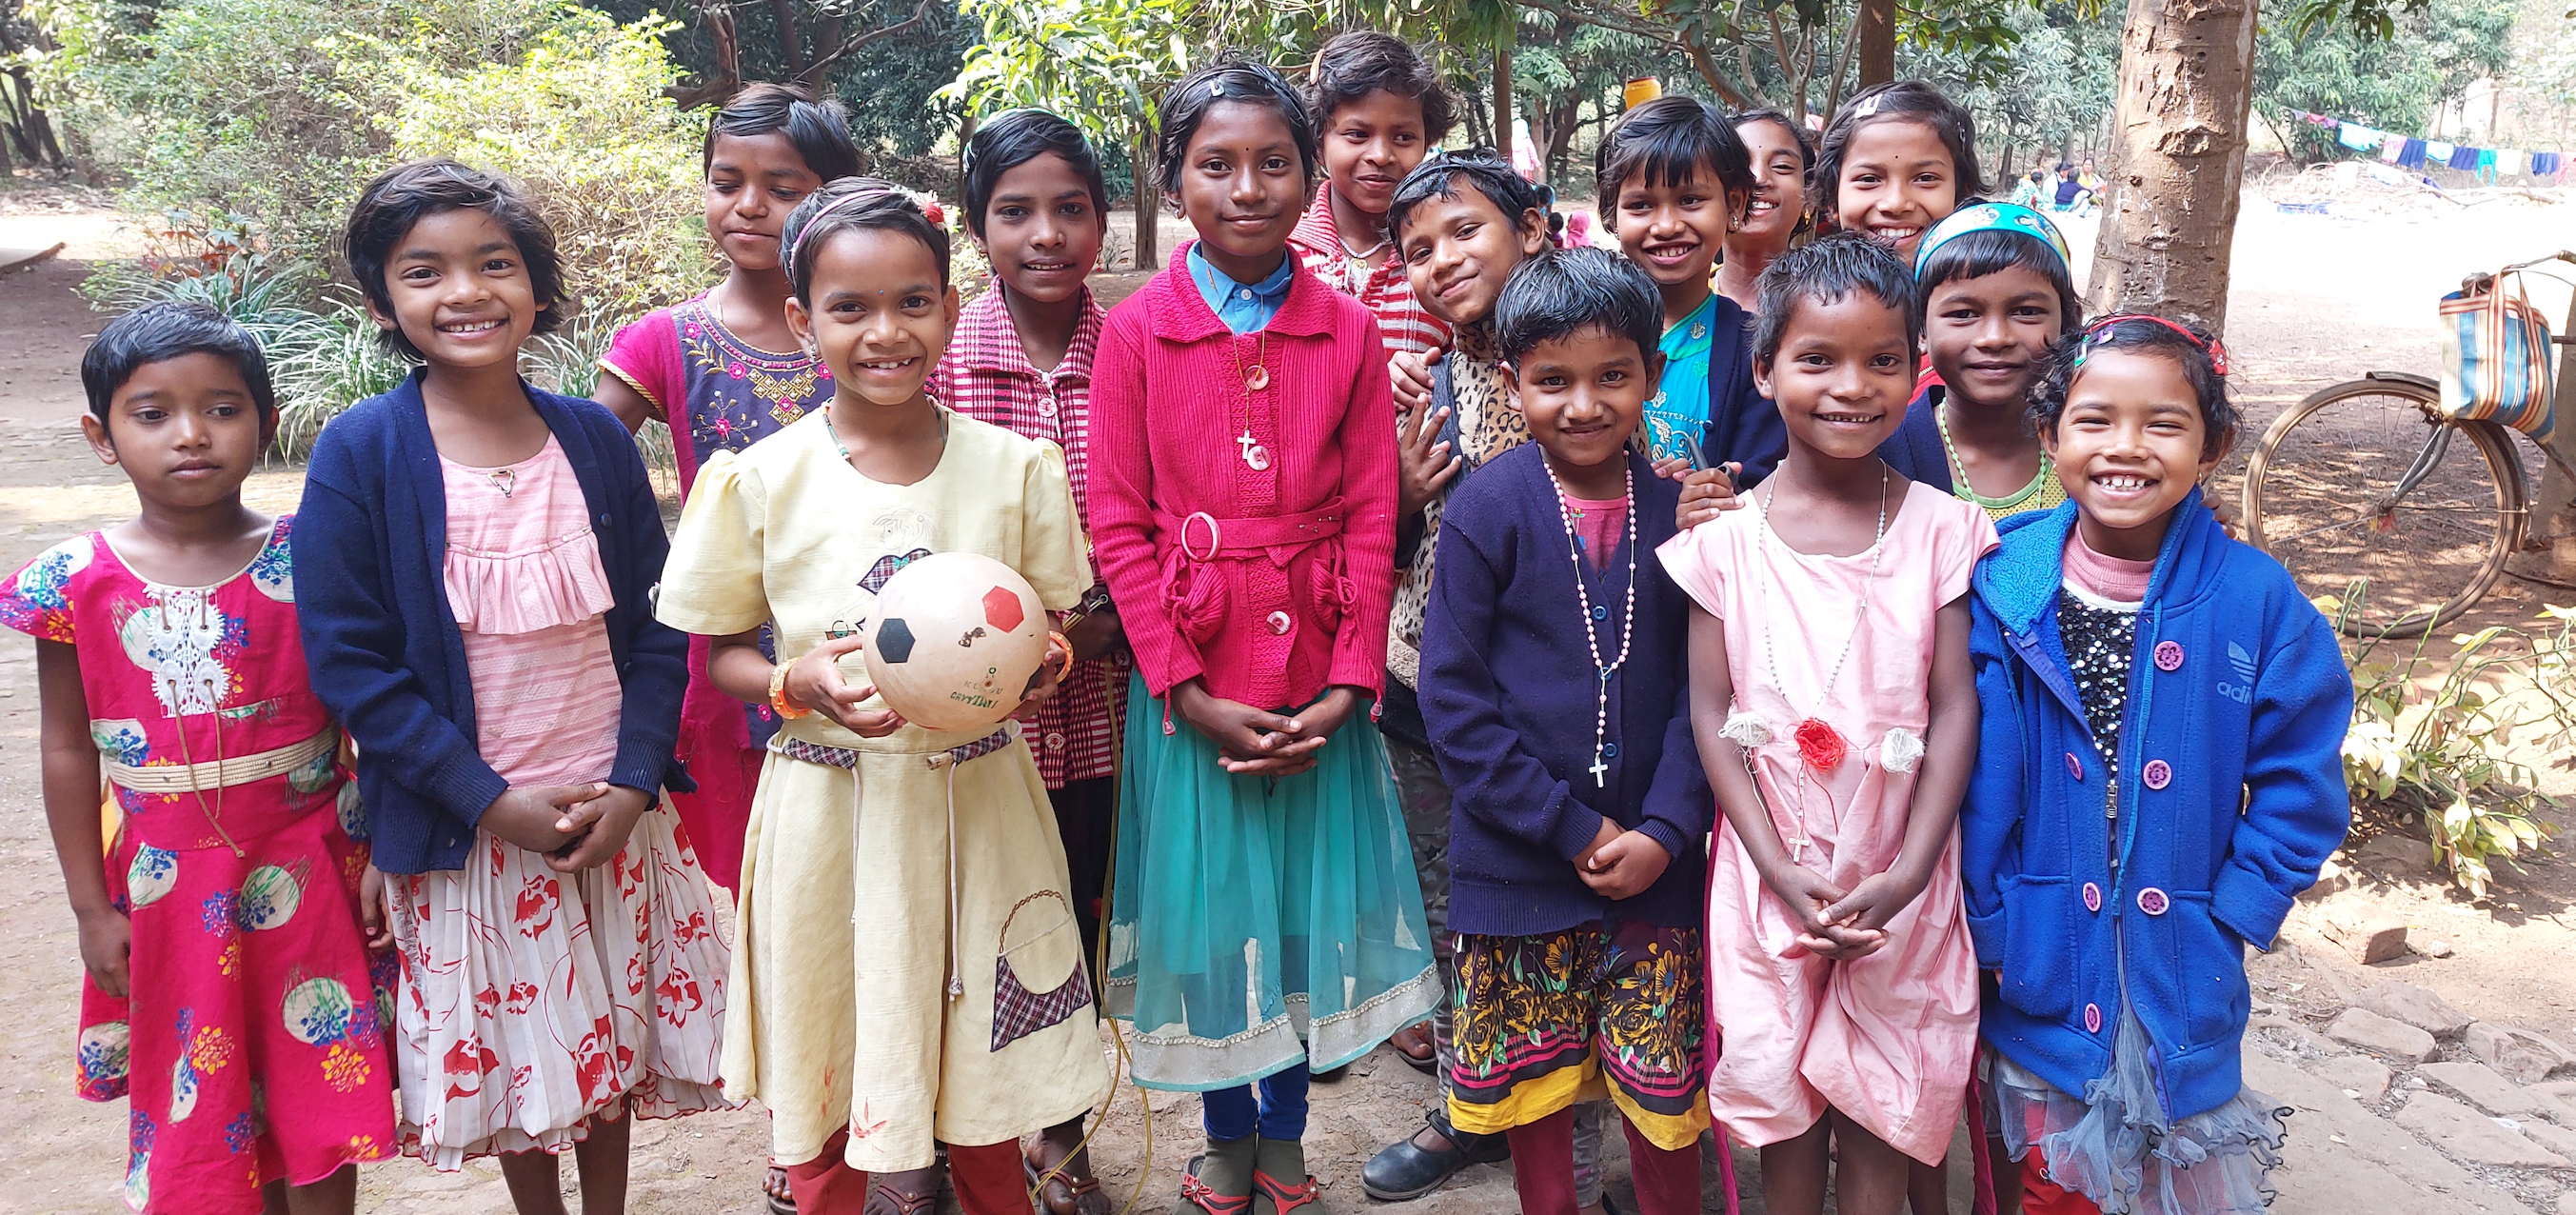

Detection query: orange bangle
xmin=769 ymin=661 xmax=812 ymax=720
xmin=1047 ymin=630 xmax=1076 ymax=682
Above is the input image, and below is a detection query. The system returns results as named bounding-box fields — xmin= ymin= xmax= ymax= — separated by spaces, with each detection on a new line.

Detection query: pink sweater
xmin=1091 ymin=243 xmax=1397 ymax=709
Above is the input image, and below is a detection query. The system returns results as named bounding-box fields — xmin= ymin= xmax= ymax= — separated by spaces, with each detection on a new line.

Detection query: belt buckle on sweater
xmin=1179 ymin=511 xmax=1222 ymax=562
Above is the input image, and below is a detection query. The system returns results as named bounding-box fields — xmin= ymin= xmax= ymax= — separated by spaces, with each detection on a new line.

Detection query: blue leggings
xmin=1201 ymin=1062 xmax=1311 ymax=1141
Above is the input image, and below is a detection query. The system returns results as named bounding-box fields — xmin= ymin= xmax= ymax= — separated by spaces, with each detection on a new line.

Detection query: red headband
xmin=2082 ymin=313 xmax=2229 ymax=375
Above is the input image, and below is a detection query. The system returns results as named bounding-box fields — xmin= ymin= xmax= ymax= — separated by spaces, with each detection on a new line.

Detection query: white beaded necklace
xmin=1754 ymin=462 xmax=1891 ymax=862
xmin=1544 ymin=458 xmax=1637 ymax=787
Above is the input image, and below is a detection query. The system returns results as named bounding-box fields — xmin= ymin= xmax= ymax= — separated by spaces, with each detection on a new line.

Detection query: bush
xmin=354 ymin=6 xmax=711 ymax=324
xmin=44 ymin=0 xmax=711 ymax=321
xmin=2340 ymin=605 xmax=2568 ymax=896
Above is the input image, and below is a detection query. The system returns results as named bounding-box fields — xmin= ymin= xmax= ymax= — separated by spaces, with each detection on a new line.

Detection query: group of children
xmin=19 ymin=29 xmax=2354 ymax=1215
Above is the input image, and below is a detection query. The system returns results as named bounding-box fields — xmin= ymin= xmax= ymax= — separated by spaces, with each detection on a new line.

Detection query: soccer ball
xmin=862 ymin=551 xmax=1049 ymax=732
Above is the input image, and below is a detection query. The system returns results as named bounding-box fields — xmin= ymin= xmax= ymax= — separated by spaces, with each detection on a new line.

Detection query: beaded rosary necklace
xmin=1542 ymin=457 xmax=1636 ymax=787
xmin=1754 ymin=463 xmax=1890 ymax=861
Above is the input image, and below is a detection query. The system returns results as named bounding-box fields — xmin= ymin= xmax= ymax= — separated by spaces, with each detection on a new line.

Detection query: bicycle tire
xmin=2241 ymin=377 xmax=2523 ymax=639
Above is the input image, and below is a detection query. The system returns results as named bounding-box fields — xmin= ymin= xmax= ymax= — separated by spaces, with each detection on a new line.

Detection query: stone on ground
xmin=2300 ymin=855 xmax=2353 ymax=901
xmin=2559 ymin=1191 xmax=2576 ymax=1215
xmin=2466 ymin=1022 xmax=2576 ymax=1086
xmin=2327 ymin=1007 xmax=2439 ymax=1062
xmin=2418 ymin=1060 xmax=2541 ymax=1115
xmin=2393 ymin=1092 xmax=2570 ymax=1166
xmin=2355 ymin=833 xmax=2438 ymax=872
xmin=2322 ymin=914 xmax=2409 ymax=965
xmin=2246 ymin=1052 xmax=2530 ymax=1215
xmin=2523 ymin=1118 xmax=2576 ymax=1162
xmin=2353 ymin=981 xmax=2475 ymax=1036
xmin=2312 ymin=1055 xmax=2393 ymax=1103
xmin=2530 ymin=1081 xmax=2576 ymax=1125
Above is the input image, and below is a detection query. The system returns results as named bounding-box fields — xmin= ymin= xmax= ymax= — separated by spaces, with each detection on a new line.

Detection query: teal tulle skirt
xmin=1104 ymin=673 xmax=1441 ymax=1091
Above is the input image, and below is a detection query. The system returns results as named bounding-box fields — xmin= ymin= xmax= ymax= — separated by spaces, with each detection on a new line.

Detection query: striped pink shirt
xmin=1288 ymin=186 xmax=1451 ymax=358
xmin=441 ymin=437 xmax=623 ymax=787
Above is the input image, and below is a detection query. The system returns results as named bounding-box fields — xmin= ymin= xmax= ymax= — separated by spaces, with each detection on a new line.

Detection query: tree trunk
xmin=2084 ymin=0 xmax=2260 ymax=336
xmin=1856 ymin=0 xmax=1894 ymax=89
xmin=1133 ymin=134 xmax=1159 ymax=270
xmin=1494 ymin=39 xmax=1515 ymax=169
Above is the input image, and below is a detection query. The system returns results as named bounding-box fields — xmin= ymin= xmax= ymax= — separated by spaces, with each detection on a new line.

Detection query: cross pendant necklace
xmin=1237 ymin=428 xmax=1271 ymax=470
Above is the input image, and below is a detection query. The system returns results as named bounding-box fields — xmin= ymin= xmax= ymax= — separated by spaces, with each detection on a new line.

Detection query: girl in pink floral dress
xmin=8 ymin=301 xmax=395 ymax=1214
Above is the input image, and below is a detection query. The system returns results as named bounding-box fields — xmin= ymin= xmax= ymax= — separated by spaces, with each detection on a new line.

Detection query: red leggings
xmin=2019 ymin=1165 xmax=2102 ymax=1215
xmin=785 ymin=1132 xmax=1032 ymax=1215
xmin=1502 ymin=1106 xmax=1703 ymax=1215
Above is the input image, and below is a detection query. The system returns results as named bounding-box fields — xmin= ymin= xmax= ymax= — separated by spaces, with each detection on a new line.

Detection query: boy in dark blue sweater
xmin=1419 ymin=248 xmax=1717 ymax=1215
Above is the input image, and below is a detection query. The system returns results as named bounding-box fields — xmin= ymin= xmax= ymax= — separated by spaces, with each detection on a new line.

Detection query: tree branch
xmin=771 ymin=0 xmax=810 ymax=74
xmin=799 ymin=0 xmax=935 ymax=87
xmin=665 ymin=0 xmax=743 ymax=110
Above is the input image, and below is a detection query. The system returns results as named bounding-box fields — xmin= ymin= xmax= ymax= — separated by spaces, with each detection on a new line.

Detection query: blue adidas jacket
xmin=1962 ymin=491 xmax=2351 ymax=1120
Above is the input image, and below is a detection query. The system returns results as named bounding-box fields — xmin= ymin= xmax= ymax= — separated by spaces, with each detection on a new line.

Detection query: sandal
xmin=1180 ymin=1153 xmax=1254 ymax=1215
xmin=1025 ymin=1144 xmax=1110 ymax=1215
xmin=861 ymin=1180 xmax=939 ymax=1215
xmin=1253 ymin=1168 xmax=1323 ymax=1215
xmin=764 ymin=1165 xmax=798 ymax=1215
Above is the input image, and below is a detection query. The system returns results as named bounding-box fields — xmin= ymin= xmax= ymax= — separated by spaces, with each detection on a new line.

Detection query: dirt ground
xmin=7 ymin=186 xmax=2576 ymax=1214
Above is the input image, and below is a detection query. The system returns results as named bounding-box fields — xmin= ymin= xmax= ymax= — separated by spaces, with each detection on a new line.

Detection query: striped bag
xmin=2439 ymin=268 xmax=2557 ymax=442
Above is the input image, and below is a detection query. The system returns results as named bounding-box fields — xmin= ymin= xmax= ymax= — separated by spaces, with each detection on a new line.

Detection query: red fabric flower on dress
xmin=1793 ymin=717 xmax=1847 ymax=772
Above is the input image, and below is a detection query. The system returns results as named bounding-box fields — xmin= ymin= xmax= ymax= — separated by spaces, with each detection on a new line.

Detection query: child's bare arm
xmin=36 ymin=639 xmax=126 ymax=996
xmin=1687 ymin=607 xmax=1861 ymax=955
xmin=1825 ymin=595 xmax=1978 ymax=938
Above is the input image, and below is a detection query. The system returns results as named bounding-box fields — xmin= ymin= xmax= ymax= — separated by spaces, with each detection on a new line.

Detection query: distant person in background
xmin=2010 ymin=169 xmax=2047 ymax=209
xmin=2078 ymin=155 xmax=2105 ymax=193
xmin=2051 ymin=163 xmax=2095 ymax=215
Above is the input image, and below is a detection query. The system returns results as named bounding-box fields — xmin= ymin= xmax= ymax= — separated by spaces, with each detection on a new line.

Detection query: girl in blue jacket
xmin=1962 ymin=316 xmax=2352 ymax=1215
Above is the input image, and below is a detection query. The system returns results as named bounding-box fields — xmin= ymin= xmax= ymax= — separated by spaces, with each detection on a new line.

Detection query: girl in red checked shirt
xmin=933 ymin=106 xmax=1120 ymax=1215
xmin=1091 ymin=56 xmax=1439 ymax=1215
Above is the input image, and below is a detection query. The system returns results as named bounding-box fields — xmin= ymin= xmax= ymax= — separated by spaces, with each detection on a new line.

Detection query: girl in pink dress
xmin=1657 ymin=232 xmax=1995 ymax=1215
xmin=9 ymin=301 xmax=395 ymax=1215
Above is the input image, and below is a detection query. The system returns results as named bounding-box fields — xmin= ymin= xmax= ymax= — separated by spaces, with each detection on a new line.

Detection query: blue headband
xmin=1912 ymin=202 xmax=2071 ymax=279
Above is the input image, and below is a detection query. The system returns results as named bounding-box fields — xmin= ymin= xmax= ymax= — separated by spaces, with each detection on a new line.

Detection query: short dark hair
xmin=1730 ymin=108 xmax=1813 ymax=173
xmin=1595 ymin=95 xmax=1754 ymax=232
xmin=345 ymin=158 xmax=568 ymax=360
xmin=1917 ymin=227 xmax=2083 ymax=341
xmin=1386 ymin=149 xmax=1556 ymax=251
xmin=1157 ymin=53 xmax=1319 ymax=199
xmin=1495 ymin=247 xmax=1663 ymax=368
xmin=1306 ymin=30 xmax=1456 ymax=143
xmin=781 ymin=176 xmax=952 ymax=302
xmin=2031 ymin=315 xmax=2238 ymax=449
xmin=81 ymin=300 xmax=277 ymax=424
xmin=961 ymin=108 xmax=1111 ymax=240
xmin=1813 ymin=81 xmax=1985 ymax=226
xmin=702 ymin=82 xmax=863 ymax=183
xmin=1751 ymin=230 xmax=1919 ymax=368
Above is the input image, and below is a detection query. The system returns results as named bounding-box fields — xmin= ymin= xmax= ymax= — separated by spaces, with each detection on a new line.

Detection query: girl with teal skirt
xmin=1087 ymin=55 xmax=1441 ymax=1215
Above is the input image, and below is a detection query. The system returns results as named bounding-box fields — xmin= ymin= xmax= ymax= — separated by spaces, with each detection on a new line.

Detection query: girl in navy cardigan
xmin=296 ymin=160 xmax=726 ymax=1202
xmin=1963 ymin=317 xmax=2350 ymax=1215
xmin=1420 ymin=248 xmax=1719 ymax=1215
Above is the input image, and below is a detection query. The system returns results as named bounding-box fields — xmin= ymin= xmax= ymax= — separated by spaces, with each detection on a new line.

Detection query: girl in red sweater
xmin=1090 ymin=54 xmax=1440 ymax=1215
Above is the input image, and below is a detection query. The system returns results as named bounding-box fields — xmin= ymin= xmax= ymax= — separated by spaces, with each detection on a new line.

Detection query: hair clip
xmin=2080 ymin=314 xmax=2230 ymax=375
xmin=1853 ymin=93 xmax=1883 ymax=119
xmin=1208 ymin=79 xmax=1226 ymax=99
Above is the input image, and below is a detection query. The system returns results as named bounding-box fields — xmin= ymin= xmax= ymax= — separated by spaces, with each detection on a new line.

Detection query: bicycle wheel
xmin=2241 ymin=376 xmax=2523 ymax=639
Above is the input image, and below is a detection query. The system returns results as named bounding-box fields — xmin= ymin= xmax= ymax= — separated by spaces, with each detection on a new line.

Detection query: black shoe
xmin=1360 ymin=1106 xmax=1510 ymax=1202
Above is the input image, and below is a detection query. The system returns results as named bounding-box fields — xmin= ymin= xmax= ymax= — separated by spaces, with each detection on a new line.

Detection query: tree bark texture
xmin=1494 ymin=39 xmax=1515 ymax=167
xmin=2085 ymin=0 xmax=2260 ymax=336
xmin=1134 ymin=134 xmax=1159 ymax=270
xmin=1856 ymin=0 xmax=1893 ymax=88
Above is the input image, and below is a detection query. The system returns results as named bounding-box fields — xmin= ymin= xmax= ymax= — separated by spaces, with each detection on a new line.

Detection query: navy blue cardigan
xmin=1876 ymin=385 xmax=1955 ymax=492
xmin=1421 ymin=445 xmax=1710 ymax=935
xmin=1700 ymin=293 xmax=1788 ymax=488
xmin=297 ymin=372 xmax=692 ymax=875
